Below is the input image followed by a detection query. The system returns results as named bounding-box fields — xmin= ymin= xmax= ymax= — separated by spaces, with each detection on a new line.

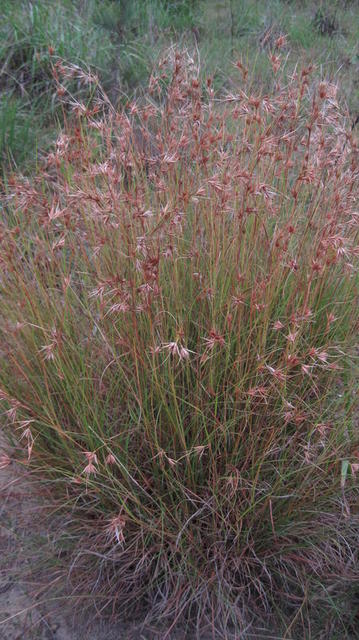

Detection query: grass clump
xmin=1 ymin=50 xmax=359 ymax=637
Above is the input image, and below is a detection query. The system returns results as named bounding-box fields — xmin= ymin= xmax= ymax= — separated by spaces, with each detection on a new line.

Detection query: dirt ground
xmin=0 ymin=437 xmax=77 ymax=640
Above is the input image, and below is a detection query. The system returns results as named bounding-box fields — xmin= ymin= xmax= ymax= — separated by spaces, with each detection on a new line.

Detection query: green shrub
xmin=1 ymin=51 xmax=359 ymax=637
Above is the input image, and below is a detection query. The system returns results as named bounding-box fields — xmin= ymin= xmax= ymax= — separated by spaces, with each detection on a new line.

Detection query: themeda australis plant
xmin=1 ymin=45 xmax=359 ymax=638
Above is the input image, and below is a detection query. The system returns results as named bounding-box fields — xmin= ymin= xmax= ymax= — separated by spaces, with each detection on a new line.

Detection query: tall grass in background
xmin=0 ymin=0 xmax=197 ymax=167
xmin=0 ymin=0 xmax=116 ymax=166
xmin=1 ymin=0 xmax=359 ymax=170
xmin=1 ymin=47 xmax=359 ymax=637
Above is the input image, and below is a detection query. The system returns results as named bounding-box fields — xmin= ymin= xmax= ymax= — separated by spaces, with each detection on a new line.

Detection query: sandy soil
xmin=0 ymin=436 xmax=77 ymax=640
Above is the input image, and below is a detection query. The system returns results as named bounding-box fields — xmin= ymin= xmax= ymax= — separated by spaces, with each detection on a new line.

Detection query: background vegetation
xmin=0 ymin=0 xmax=358 ymax=168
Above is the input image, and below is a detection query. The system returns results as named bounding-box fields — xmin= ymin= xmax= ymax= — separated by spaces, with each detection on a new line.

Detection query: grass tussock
xmin=1 ymin=48 xmax=359 ymax=637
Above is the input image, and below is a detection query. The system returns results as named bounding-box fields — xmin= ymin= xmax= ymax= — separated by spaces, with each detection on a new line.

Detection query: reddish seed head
xmin=301 ymin=364 xmax=312 ymax=376
xmin=247 ymin=386 xmax=269 ymax=401
xmin=273 ymin=320 xmax=284 ymax=330
xmin=275 ymin=35 xmax=287 ymax=50
xmin=266 ymin=365 xmax=286 ymax=382
xmin=0 ymin=454 xmax=11 ymax=469
xmin=84 ymin=451 xmax=98 ymax=464
xmin=83 ymin=462 xmax=97 ymax=476
xmin=106 ymin=514 xmax=126 ymax=544
xmin=203 ymin=330 xmax=226 ymax=351
xmin=286 ymin=331 xmax=298 ymax=343
xmin=286 ymin=354 xmax=300 ymax=367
